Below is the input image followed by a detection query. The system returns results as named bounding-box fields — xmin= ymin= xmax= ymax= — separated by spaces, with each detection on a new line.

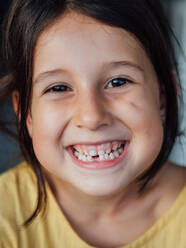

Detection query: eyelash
xmin=45 ymin=77 xmax=132 ymax=93
xmin=105 ymin=77 xmax=132 ymax=89
xmin=45 ymin=84 xmax=72 ymax=93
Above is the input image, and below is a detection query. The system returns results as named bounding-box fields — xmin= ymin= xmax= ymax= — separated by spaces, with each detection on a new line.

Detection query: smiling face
xmin=26 ymin=12 xmax=165 ymax=196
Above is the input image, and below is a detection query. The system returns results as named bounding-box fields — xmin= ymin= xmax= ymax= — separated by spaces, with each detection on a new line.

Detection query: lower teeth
xmin=73 ymin=144 xmax=124 ymax=162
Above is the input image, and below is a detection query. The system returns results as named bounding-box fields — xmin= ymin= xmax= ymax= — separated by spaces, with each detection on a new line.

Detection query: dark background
xmin=0 ymin=0 xmax=23 ymax=173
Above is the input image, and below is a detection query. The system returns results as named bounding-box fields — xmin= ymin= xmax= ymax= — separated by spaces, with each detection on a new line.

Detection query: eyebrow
xmin=108 ymin=60 xmax=144 ymax=72
xmin=33 ymin=60 xmax=144 ymax=85
xmin=33 ymin=69 xmax=66 ymax=85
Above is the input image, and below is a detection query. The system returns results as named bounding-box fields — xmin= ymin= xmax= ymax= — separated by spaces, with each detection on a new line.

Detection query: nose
xmin=73 ymin=92 xmax=113 ymax=130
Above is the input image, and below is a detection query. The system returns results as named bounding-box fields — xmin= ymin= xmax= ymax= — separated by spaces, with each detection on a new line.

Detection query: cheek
xmin=30 ymin=101 xmax=70 ymax=154
xmin=111 ymin=87 xmax=163 ymax=155
xmin=111 ymin=85 xmax=161 ymax=129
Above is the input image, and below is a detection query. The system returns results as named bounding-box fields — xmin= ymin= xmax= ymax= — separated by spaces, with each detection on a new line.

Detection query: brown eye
xmin=106 ymin=77 xmax=132 ymax=89
xmin=45 ymin=84 xmax=72 ymax=93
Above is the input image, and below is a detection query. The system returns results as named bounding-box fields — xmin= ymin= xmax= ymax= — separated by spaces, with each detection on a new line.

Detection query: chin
xmin=73 ymin=178 xmax=129 ymax=197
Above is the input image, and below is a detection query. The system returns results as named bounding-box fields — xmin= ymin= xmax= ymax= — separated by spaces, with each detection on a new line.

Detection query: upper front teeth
xmin=89 ymin=150 xmax=97 ymax=156
xmin=81 ymin=149 xmax=115 ymax=157
xmin=73 ymin=141 xmax=123 ymax=156
xmin=98 ymin=150 xmax=104 ymax=156
xmin=73 ymin=145 xmax=124 ymax=162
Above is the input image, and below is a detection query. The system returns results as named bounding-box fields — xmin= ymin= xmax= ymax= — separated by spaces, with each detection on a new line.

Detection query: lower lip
xmin=67 ymin=141 xmax=130 ymax=171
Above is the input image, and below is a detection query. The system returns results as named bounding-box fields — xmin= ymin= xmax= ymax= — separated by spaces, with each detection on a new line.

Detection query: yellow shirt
xmin=0 ymin=161 xmax=186 ymax=248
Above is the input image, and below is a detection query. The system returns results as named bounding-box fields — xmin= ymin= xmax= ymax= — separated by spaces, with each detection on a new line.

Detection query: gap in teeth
xmin=72 ymin=143 xmax=125 ymax=162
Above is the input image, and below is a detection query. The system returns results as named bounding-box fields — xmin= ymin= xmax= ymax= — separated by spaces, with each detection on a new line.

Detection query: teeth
xmin=99 ymin=154 xmax=105 ymax=161
xmin=74 ymin=151 xmax=79 ymax=157
xmin=104 ymin=153 xmax=109 ymax=160
xmin=106 ymin=148 xmax=111 ymax=154
xmin=87 ymin=155 xmax=93 ymax=162
xmin=73 ymin=143 xmax=125 ymax=162
xmin=78 ymin=154 xmax=83 ymax=160
xmin=98 ymin=150 xmax=104 ymax=156
xmin=109 ymin=153 xmax=114 ymax=160
xmin=113 ymin=151 xmax=119 ymax=158
xmin=82 ymin=155 xmax=87 ymax=161
xmin=118 ymin=147 xmax=124 ymax=154
xmin=73 ymin=141 xmax=123 ymax=155
xmin=112 ymin=143 xmax=118 ymax=151
xmin=89 ymin=150 xmax=97 ymax=156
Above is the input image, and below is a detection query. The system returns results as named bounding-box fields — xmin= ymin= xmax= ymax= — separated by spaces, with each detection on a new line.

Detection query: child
xmin=0 ymin=0 xmax=186 ymax=247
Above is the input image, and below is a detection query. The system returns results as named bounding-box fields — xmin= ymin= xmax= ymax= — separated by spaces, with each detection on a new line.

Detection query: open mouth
xmin=67 ymin=140 xmax=129 ymax=170
xmin=72 ymin=142 xmax=126 ymax=162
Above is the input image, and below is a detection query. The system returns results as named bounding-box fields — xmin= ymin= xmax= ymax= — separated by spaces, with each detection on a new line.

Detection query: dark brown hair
xmin=0 ymin=0 xmax=180 ymax=225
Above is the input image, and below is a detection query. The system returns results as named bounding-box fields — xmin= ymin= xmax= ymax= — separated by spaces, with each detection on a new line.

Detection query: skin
xmin=13 ymin=12 xmax=186 ymax=247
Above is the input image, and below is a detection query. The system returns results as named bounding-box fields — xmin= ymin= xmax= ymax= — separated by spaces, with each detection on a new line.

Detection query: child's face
xmin=27 ymin=12 xmax=164 ymax=196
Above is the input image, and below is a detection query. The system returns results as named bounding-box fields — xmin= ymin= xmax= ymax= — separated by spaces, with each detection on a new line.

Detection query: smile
xmin=73 ymin=141 xmax=124 ymax=162
xmin=67 ymin=140 xmax=130 ymax=170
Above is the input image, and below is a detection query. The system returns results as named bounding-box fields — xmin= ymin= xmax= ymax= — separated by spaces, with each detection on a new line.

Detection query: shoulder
xmin=166 ymin=162 xmax=186 ymax=182
xmin=154 ymin=162 xmax=186 ymax=219
xmin=161 ymin=162 xmax=186 ymax=199
xmin=161 ymin=164 xmax=186 ymax=230
xmin=0 ymin=161 xmax=37 ymax=226
xmin=158 ymin=161 xmax=186 ymax=188
xmin=0 ymin=160 xmax=37 ymax=199
xmin=0 ymin=161 xmax=35 ymax=183
xmin=0 ymin=161 xmax=37 ymax=200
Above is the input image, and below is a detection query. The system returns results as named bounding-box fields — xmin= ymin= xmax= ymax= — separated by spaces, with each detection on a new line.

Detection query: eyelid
xmin=104 ymin=75 xmax=134 ymax=89
xmin=42 ymin=75 xmax=134 ymax=94
xmin=107 ymin=75 xmax=134 ymax=83
xmin=44 ymin=82 xmax=72 ymax=94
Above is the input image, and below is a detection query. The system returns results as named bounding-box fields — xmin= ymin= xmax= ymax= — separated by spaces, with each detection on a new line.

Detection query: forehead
xmin=33 ymin=11 xmax=154 ymax=80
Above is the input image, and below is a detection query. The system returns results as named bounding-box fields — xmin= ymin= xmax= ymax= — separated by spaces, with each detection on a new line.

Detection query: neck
xmin=42 ymin=162 xmax=186 ymax=248
xmin=44 ymin=169 xmax=155 ymax=223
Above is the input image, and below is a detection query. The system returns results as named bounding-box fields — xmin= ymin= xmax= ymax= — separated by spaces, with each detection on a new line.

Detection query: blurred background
xmin=0 ymin=0 xmax=186 ymax=173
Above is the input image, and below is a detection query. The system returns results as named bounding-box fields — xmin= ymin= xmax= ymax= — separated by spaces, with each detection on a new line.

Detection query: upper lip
xmin=66 ymin=139 xmax=129 ymax=148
